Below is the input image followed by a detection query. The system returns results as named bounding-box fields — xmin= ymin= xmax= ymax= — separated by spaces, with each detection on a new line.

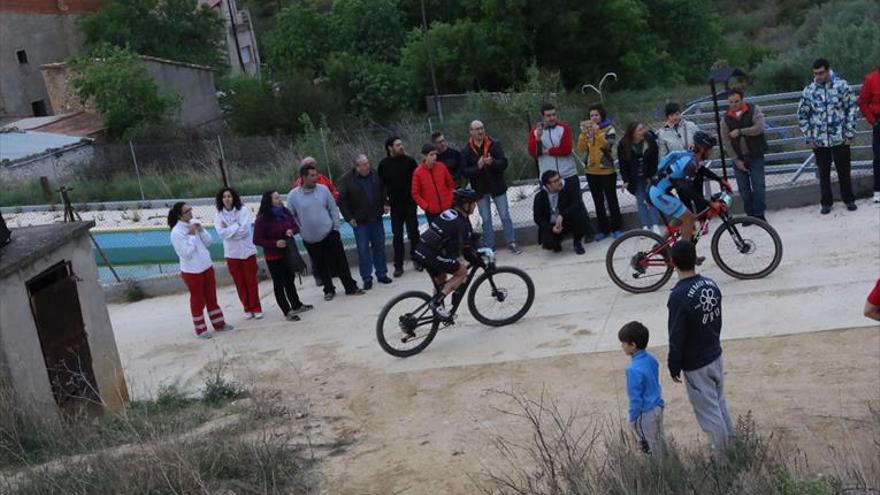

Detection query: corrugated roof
xmin=0 ymin=130 xmax=90 ymax=163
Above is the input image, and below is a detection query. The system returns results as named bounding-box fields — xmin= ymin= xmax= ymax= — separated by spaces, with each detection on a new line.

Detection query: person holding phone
xmin=528 ymin=102 xmax=595 ymax=242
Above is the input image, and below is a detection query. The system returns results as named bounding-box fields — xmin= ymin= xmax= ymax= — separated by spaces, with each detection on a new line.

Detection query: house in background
xmin=0 ymin=0 xmax=102 ymax=118
xmin=199 ymin=0 xmax=261 ymax=75
xmin=42 ymin=55 xmax=223 ymax=127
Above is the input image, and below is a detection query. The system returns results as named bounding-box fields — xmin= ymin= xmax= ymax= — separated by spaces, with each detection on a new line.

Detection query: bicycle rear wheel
xmin=376 ymin=291 xmax=439 ymax=357
xmin=467 ymin=266 xmax=535 ymax=327
xmin=605 ymin=229 xmax=673 ymax=293
xmin=711 ymin=217 xmax=783 ymax=280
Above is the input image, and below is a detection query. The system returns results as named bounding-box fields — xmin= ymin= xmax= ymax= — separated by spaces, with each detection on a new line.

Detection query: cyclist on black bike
xmin=414 ymin=188 xmax=487 ymax=320
xmin=648 ymin=131 xmax=732 ymax=243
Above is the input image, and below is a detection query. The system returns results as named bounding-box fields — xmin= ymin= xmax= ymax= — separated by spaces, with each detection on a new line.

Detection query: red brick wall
xmin=0 ymin=0 xmax=102 ymax=14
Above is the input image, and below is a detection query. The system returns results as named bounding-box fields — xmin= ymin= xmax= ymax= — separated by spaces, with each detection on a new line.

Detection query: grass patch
xmin=0 ymin=371 xmax=315 ymax=495
xmin=475 ymin=390 xmax=880 ymax=495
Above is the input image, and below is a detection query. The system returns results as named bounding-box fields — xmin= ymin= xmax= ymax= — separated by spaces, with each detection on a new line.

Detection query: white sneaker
xmin=253 ymin=312 xmax=264 ymax=320
xmin=651 ymin=225 xmax=666 ymax=237
xmin=873 ymin=191 xmax=880 ymax=203
xmin=244 ymin=312 xmax=255 ymax=320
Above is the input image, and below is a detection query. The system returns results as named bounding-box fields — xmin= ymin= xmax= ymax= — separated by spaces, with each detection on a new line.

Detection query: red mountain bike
xmin=605 ymin=191 xmax=783 ymax=293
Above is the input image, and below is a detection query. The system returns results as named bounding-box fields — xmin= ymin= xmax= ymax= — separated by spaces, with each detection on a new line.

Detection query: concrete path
xmin=108 ymin=200 xmax=880 ymax=398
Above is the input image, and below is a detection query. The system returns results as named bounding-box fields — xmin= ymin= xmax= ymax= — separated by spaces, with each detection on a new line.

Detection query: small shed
xmin=0 ymin=221 xmax=128 ymax=417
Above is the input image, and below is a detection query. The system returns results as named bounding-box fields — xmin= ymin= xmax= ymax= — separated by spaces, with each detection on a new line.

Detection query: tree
xmin=265 ymin=4 xmax=335 ymax=75
xmin=331 ymin=0 xmax=408 ymax=63
xmin=324 ymin=53 xmax=415 ymax=119
xmin=400 ymin=19 xmax=528 ymax=95
xmin=69 ymin=45 xmax=181 ymax=139
xmin=78 ymin=0 xmax=225 ymax=68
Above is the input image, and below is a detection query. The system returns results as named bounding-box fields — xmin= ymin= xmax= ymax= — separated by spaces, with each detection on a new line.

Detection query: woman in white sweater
xmin=169 ymin=202 xmax=232 ymax=339
xmin=214 ymin=187 xmax=262 ymax=319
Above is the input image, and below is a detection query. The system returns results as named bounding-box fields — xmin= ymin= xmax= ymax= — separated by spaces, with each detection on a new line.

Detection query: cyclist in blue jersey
xmin=414 ymin=188 xmax=487 ymax=319
xmin=649 ymin=131 xmax=732 ymax=242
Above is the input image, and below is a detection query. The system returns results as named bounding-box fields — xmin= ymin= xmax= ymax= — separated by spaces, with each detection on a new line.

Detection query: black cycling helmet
xmin=453 ymin=188 xmax=482 ymax=206
xmin=693 ymin=131 xmax=718 ymax=148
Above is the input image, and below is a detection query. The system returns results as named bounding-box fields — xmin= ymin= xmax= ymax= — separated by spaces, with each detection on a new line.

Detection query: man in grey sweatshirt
xmin=288 ymin=162 xmax=364 ymax=300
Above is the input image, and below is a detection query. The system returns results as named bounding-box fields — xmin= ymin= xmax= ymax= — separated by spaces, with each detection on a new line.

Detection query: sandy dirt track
xmin=107 ymin=200 xmax=880 ymax=493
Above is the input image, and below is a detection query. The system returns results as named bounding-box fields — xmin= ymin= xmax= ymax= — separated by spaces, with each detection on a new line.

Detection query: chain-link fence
xmin=1 ymin=89 xmax=874 ymax=284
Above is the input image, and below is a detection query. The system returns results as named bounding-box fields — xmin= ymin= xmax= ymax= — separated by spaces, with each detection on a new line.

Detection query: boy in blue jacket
xmin=619 ymin=321 xmax=667 ymax=456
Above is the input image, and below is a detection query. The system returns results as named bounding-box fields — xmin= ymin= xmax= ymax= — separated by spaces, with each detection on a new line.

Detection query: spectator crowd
xmin=166 ymin=57 xmax=878 ymax=340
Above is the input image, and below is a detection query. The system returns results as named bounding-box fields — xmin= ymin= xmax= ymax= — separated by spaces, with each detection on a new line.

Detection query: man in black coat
xmin=378 ymin=135 xmax=421 ymax=277
xmin=432 ymin=131 xmax=467 ymax=188
xmin=339 ymin=154 xmax=393 ymax=289
xmin=462 ymin=120 xmax=522 ymax=254
xmin=533 ymin=169 xmax=588 ymax=255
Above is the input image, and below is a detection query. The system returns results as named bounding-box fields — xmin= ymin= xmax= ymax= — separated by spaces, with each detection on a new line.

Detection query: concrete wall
xmin=0 ymin=142 xmax=93 ymax=182
xmin=142 ymin=58 xmax=222 ymax=126
xmin=0 ymin=230 xmax=128 ymax=417
xmin=0 ymin=13 xmax=87 ymax=117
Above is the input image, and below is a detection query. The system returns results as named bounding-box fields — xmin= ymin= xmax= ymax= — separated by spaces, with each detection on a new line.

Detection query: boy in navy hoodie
xmin=619 ymin=321 xmax=667 ymax=456
xmin=667 ymin=240 xmax=734 ymax=459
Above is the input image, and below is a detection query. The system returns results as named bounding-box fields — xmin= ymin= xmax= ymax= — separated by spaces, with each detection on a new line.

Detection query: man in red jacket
xmin=412 ymin=143 xmax=455 ymax=223
xmin=858 ymin=67 xmax=880 ymax=203
xmin=293 ymin=156 xmax=339 ymax=201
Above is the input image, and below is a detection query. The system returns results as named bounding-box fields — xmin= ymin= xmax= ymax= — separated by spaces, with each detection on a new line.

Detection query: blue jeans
xmin=733 ymin=157 xmax=766 ymax=218
xmin=633 ymin=181 xmax=661 ymax=227
xmin=477 ymin=193 xmax=516 ymax=248
xmin=353 ymin=221 xmax=387 ymax=282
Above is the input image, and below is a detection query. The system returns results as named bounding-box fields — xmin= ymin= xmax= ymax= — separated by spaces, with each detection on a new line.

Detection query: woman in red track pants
xmin=214 ymin=187 xmax=262 ymax=319
xmin=168 ymin=202 xmax=232 ymax=339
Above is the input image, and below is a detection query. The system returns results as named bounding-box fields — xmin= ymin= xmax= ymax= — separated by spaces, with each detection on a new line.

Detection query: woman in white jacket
xmin=214 ymin=187 xmax=262 ymax=319
xmin=169 ymin=202 xmax=231 ymax=339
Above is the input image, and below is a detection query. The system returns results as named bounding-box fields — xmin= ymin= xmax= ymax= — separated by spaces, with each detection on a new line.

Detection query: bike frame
xmin=403 ymin=257 xmax=493 ymax=333
xmin=637 ymin=198 xmax=741 ymax=270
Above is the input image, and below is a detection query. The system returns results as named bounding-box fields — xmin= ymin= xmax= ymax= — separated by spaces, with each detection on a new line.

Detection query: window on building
xmin=31 ymin=100 xmax=48 ymax=117
xmin=16 ymin=49 xmax=28 ymax=64
xmin=240 ymin=45 xmax=253 ymax=65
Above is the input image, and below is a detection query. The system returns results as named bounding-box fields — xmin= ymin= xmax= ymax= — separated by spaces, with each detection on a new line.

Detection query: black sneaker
xmin=573 ymin=242 xmax=585 ymax=255
xmin=393 ymin=267 xmax=404 ymax=278
xmin=290 ymin=304 xmax=313 ymax=315
xmin=820 ymin=205 xmax=831 ymax=215
xmin=346 ymin=288 xmax=365 ymax=296
xmin=363 ymin=280 xmax=373 ymax=290
xmin=846 ymin=202 xmax=857 ymax=211
xmin=377 ymin=276 xmax=392 ymax=284
xmin=324 ymin=292 xmax=335 ymax=301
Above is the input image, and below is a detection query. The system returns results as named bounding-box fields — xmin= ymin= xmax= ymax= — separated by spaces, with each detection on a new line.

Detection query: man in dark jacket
xmin=667 ymin=240 xmax=733 ymax=460
xmin=463 ymin=120 xmax=521 ymax=254
xmin=533 ymin=170 xmax=588 ymax=255
xmin=378 ymin=135 xmax=421 ymax=277
xmin=338 ymin=154 xmax=393 ymax=290
xmin=721 ymin=88 xmax=768 ymax=221
xmin=432 ymin=132 xmax=467 ymax=188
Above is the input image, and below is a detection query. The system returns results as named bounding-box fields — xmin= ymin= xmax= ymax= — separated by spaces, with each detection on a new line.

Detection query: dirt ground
xmin=106 ymin=200 xmax=880 ymax=493
xmin=307 ymin=327 xmax=879 ymax=494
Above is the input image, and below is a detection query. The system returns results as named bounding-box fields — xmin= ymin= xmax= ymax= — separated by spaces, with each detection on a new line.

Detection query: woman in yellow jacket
xmin=578 ymin=104 xmax=622 ymax=240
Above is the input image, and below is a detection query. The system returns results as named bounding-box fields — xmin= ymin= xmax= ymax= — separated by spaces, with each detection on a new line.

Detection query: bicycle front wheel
xmin=467 ymin=266 xmax=535 ymax=327
xmin=711 ymin=217 xmax=783 ymax=280
xmin=376 ymin=291 xmax=439 ymax=357
xmin=605 ymin=229 xmax=673 ymax=293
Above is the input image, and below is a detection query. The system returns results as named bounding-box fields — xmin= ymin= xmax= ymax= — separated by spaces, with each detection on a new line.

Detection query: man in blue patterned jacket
xmin=797 ymin=58 xmax=859 ymax=214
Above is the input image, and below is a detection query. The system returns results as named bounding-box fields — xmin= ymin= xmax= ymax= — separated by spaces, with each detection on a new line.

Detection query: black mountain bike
xmin=376 ymin=249 xmax=535 ymax=357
